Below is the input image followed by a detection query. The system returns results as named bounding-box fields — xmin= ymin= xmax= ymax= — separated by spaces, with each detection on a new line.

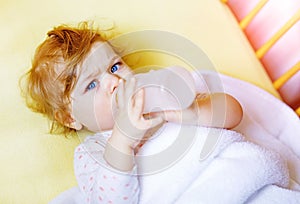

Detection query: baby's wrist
xmin=110 ymin=127 xmax=138 ymax=150
xmin=105 ymin=133 xmax=136 ymax=172
xmin=113 ymin=122 xmax=147 ymax=148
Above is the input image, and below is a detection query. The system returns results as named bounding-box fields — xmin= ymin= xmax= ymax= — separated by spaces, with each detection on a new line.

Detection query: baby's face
xmin=71 ymin=42 xmax=133 ymax=132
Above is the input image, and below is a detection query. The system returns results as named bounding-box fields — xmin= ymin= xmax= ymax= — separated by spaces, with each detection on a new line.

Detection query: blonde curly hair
xmin=21 ymin=22 xmax=111 ymax=135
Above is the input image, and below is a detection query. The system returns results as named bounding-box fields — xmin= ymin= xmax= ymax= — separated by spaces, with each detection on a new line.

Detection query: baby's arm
xmin=190 ymin=93 xmax=243 ymax=128
xmin=147 ymin=93 xmax=243 ymax=129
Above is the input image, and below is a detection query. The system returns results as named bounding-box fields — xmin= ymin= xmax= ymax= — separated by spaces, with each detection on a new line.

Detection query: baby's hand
xmin=146 ymin=93 xmax=242 ymax=129
xmin=145 ymin=94 xmax=208 ymax=125
xmin=113 ymin=77 xmax=163 ymax=148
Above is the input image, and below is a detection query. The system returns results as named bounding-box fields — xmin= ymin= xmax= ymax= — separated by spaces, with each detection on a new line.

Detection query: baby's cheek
xmin=94 ymin=94 xmax=115 ymax=131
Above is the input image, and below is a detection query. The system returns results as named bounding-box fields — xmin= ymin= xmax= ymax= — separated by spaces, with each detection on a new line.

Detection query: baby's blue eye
xmin=86 ymin=80 xmax=98 ymax=91
xmin=110 ymin=62 xmax=121 ymax=73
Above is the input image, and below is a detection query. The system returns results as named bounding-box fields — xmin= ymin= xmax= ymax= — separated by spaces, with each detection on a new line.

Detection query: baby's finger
xmin=124 ymin=77 xmax=137 ymax=102
xmin=143 ymin=111 xmax=164 ymax=120
xmin=160 ymin=110 xmax=182 ymax=122
xmin=131 ymin=88 xmax=145 ymax=118
xmin=116 ymin=80 xmax=125 ymax=108
xmin=143 ymin=115 xmax=164 ymax=129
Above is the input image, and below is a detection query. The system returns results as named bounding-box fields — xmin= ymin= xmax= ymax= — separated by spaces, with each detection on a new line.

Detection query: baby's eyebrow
xmin=77 ymin=55 xmax=121 ymax=90
xmin=107 ymin=55 xmax=121 ymax=66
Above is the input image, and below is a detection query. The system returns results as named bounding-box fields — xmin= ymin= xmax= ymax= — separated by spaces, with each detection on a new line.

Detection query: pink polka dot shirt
xmin=74 ymin=131 xmax=140 ymax=204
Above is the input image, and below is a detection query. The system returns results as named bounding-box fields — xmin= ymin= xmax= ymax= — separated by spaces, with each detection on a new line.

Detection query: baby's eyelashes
xmin=86 ymin=80 xmax=99 ymax=91
xmin=110 ymin=62 xmax=122 ymax=74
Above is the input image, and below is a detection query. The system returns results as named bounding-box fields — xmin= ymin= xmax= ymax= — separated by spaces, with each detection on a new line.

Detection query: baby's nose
xmin=101 ymin=73 xmax=120 ymax=94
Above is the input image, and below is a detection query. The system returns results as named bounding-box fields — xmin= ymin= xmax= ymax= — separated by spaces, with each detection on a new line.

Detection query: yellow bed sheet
xmin=0 ymin=0 xmax=279 ymax=203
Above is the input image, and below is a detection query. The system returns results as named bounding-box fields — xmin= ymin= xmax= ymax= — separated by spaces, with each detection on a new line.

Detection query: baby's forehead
xmin=80 ymin=42 xmax=117 ymax=69
xmin=76 ymin=41 xmax=119 ymax=81
xmin=87 ymin=42 xmax=117 ymax=60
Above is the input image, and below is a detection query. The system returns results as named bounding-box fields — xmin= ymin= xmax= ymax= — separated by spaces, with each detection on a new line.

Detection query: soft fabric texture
xmin=74 ymin=132 xmax=140 ymax=204
xmin=193 ymin=71 xmax=300 ymax=188
xmin=137 ymin=123 xmax=291 ymax=204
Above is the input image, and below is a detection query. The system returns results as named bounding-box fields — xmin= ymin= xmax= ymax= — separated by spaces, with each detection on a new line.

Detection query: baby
xmin=22 ymin=22 xmax=243 ymax=203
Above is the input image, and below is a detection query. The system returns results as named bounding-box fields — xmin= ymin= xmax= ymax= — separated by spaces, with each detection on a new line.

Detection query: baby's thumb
xmin=143 ymin=111 xmax=164 ymax=119
xmin=145 ymin=110 xmax=181 ymax=122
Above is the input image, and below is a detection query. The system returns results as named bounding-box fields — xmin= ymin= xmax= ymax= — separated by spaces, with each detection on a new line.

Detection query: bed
xmin=0 ymin=0 xmax=299 ymax=203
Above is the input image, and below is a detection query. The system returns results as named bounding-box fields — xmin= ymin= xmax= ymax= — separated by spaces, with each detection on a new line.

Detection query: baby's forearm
xmin=104 ymin=130 xmax=136 ymax=172
xmin=192 ymin=93 xmax=243 ymax=129
xmin=153 ymin=93 xmax=243 ymax=129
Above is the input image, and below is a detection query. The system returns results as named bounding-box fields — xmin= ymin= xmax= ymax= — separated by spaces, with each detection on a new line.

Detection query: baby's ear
xmin=54 ymin=111 xmax=83 ymax=130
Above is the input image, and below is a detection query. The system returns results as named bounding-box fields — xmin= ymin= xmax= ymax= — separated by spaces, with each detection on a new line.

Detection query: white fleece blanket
xmin=137 ymin=123 xmax=299 ymax=204
xmin=50 ymin=72 xmax=300 ymax=204
xmin=194 ymin=71 xmax=300 ymax=190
